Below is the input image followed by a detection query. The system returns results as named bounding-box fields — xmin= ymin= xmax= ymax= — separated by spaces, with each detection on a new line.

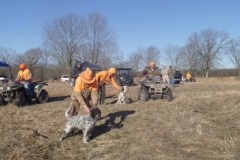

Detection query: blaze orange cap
xmin=19 ymin=63 xmax=26 ymax=70
xmin=149 ymin=61 xmax=155 ymax=66
xmin=108 ymin=68 xmax=116 ymax=74
xmin=80 ymin=67 xmax=95 ymax=84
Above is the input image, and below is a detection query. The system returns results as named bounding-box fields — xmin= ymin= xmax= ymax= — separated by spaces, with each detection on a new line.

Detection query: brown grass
xmin=1 ymin=78 xmax=240 ymax=159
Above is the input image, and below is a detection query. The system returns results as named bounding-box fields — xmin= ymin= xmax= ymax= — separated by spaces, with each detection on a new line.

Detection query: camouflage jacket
xmin=144 ymin=66 xmax=161 ymax=78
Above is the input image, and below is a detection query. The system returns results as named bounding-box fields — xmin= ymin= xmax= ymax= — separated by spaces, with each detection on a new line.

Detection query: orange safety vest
xmin=17 ymin=69 xmax=32 ymax=82
xmin=95 ymin=71 xmax=119 ymax=90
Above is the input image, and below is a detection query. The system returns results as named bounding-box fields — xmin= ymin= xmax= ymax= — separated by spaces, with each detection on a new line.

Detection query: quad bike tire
xmin=139 ymin=85 xmax=150 ymax=102
xmin=167 ymin=88 xmax=173 ymax=102
xmin=14 ymin=92 xmax=27 ymax=107
xmin=37 ymin=89 xmax=49 ymax=103
xmin=0 ymin=95 xmax=7 ymax=105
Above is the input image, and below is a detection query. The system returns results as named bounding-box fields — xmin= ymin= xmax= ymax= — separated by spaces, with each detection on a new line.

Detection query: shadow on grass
xmin=107 ymin=98 xmax=136 ymax=104
xmin=92 ymin=110 xmax=135 ymax=139
xmin=105 ymin=95 xmax=117 ymax=99
xmin=48 ymin=96 xmax=70 ymax=102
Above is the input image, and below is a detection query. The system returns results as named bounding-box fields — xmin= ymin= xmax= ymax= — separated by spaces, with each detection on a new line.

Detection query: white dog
xmin=59 ymin=104 xmax=101 ymax=143
xmin=116 ymin=85 xmax=129 ymax=104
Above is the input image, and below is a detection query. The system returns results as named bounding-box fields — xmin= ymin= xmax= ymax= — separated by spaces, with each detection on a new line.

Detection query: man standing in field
xmin=168 ymin=66 xmax=175 ymax=87
xmin=71 ymin=60 xmax=82 ymax=87
xmin=68 ymin=67 xmax=98 ymax=116
xmin=161 ymin=64 xmax=169 ymax=83
xmin=95 ymin=67 xmax=120 ymax=104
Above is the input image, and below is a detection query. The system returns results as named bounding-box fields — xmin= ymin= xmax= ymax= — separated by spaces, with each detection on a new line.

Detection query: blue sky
xmin=0 ymin=0 xmax=240 ymax=68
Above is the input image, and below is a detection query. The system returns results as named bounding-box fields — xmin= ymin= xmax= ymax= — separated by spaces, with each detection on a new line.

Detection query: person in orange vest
xmin=68 ymin=67 xmax=99 ymax=116
xmin=95 ymin=67 xmax=121 ymax=104
xmin=15 ymin=63 xmax=34 ymax=102
xmin=186 ymin=72 xmax=192 ymax=82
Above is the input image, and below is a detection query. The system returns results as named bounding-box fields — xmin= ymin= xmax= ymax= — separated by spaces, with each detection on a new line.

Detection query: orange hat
xmin=19 ymin=63 xmax=26 ymax=69
xmin=108 ymin=67 xmax=116 ymax=74
xmin=80 ymin=67 xmax=96 ymax=84
xmin=149 ymin=61 xmax=155 ymax=66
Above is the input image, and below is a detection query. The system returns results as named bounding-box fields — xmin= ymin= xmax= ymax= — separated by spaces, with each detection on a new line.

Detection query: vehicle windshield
xmin=117 ymin=70 xmax=132 ymax=75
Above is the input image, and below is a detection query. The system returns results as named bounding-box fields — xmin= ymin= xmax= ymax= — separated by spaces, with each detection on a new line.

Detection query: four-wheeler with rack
xmin=0 ymin=81 xmax=49 ymax=107
xmin=137 ymin=76 xmax=173 ymax=102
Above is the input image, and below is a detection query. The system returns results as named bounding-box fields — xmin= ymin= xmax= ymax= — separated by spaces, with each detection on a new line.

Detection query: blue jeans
xmin=169 ymin=77 xmax=174 ymax=87
xmin=24 ymin=82 xmax=33 ymax=98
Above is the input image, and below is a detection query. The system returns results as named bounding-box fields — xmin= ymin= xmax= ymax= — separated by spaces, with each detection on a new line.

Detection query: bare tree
xmin=182 ymin=44 xmax=202 ymax=71
xmin=162 ymin=44 xmax=184 ymax=70
xmin=36 ymin=47 xmax=53 ymax=80
xmin=0 ymin=47 xmax=18 ymax=79
xmin=226 ymin=38 xmax=240 ymax=76
xmin=182 ymin=43 xmax=202 ymax=77
xmin=187 ymin=28 xmax=232 ymax=78
xmin=113 ymin=52 xmax=127 ymax=68
xmin=98 ymin=41 xmax=120 ymax=69
xmin=74 ymin=44 xmax=90 ymax=63
xmin=80 ymin=12 xmax=118 ymax=65
xmin=127 ymin=48 xmax=144 ymax=78
xmin=11 ymin=48 xmax=43 ymax=80
xmin=43 ymin=13 xmax=83 ymax=77
xmin=141 ymin=45 xmax=161 ymax=67
xmin=22 ymin=48 xmax=42 ymax=69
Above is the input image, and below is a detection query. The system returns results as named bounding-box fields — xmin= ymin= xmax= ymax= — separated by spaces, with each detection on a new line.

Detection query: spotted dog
xmin=59 ymin=104 xmax=101 ymax=143
xmin=116 ymin=85 xmax=129 ymax=104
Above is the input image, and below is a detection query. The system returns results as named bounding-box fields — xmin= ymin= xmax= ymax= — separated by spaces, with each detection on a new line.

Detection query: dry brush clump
xmin=1 ymin=81 xmax=240 ymax=159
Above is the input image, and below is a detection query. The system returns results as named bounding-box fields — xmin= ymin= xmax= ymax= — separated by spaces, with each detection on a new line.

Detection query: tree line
xmin=0 ymin=12 xmax=240 ymax=80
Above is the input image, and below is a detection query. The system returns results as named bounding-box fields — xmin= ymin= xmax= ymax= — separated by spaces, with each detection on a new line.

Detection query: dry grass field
xmin=1 ymin=77 xmax=240 ymax=160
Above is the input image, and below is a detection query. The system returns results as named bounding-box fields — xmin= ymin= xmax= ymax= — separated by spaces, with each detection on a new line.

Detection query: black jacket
xmin=72 ymin=60 xmax=82 ymax=86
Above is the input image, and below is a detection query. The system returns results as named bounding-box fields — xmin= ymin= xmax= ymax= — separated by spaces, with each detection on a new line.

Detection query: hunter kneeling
xmin=68 ymin=67 xmax=98 ymax=116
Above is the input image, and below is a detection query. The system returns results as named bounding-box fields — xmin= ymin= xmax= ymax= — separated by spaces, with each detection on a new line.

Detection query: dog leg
xmin=59 ymin=123 xmax=73 ymax=141
xmin=83 ymin=129 xmax=89 ymax=144
xmin=59 ymin=131 xmax=68 ymax=141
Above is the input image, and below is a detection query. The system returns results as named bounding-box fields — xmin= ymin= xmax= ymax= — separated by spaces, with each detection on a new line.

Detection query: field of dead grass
xmin=1 ymin=78 xmax=240 ymax=159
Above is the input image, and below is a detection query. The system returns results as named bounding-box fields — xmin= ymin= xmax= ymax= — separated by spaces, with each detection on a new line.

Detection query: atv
xmin=137 ymin=76 xmax=173 ymax=102
xmin=0 ymin=81 xmax=49 ymax=107
xmin=185 ymin=78 xmax=196 ymax=82
xmin=115 ymin=68 xmax=135 ymax=86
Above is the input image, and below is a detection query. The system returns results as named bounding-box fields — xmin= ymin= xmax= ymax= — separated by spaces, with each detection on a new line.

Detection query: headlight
xmin=7 ymin=87 xmax=11 ymax=90
xmin=0 ymin=87 xmax=3 ymax=90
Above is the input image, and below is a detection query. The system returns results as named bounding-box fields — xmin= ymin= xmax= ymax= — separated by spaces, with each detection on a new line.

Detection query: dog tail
xmin=65 ymin=103 xmax=72 ymax=119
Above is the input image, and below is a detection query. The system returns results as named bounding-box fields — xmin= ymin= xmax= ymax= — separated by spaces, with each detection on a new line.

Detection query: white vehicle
xmin=0 ymin=75 xmax=8 ymax=84
xmin=60 ymin=75 xmax=70 ymax=82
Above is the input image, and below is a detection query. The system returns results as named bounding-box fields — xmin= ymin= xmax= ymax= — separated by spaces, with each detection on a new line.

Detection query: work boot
xmin=27 ymin=96 xmax=32 ymax=104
